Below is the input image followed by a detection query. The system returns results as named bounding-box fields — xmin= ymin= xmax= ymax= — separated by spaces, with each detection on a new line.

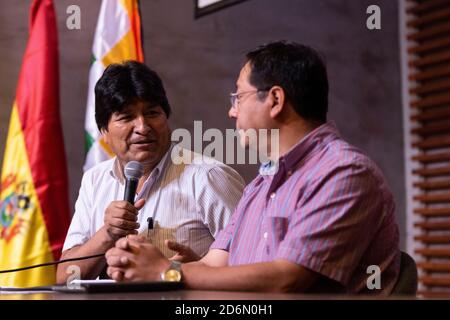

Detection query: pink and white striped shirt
xmin=211 ymin=122 xmax=400 ymax=294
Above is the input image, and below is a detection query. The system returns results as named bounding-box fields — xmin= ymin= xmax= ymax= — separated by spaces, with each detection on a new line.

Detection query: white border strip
xmin=399 ymin=0 xmax=422 ymax=263
xmin=399 ymin=0 xmax=416 ymax=256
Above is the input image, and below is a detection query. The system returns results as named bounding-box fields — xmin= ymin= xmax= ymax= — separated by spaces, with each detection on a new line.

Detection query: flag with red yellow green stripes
xmin=84 ymin=0 xmax=144 ymax=171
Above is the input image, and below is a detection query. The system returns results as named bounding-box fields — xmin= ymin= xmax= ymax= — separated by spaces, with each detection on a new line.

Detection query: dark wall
xmin=0 ymin=0 xmax=405 ymax=247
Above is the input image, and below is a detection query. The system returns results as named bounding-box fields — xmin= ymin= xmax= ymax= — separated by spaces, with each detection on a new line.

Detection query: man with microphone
xmin=56 ymin=61 xmax=245 ymax=283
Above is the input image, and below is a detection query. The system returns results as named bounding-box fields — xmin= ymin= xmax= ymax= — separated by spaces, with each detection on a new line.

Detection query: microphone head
xmin=124 ymin=161 xmax=144 ymax=180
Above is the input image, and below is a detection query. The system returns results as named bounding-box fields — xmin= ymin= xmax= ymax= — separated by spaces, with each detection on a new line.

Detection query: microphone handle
xmin=124 ymin=178 xmax=138 ymax=205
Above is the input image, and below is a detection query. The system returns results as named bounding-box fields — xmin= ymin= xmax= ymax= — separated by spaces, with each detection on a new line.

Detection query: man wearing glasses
xmin=105 ymin=41 xmax=400 ymax=294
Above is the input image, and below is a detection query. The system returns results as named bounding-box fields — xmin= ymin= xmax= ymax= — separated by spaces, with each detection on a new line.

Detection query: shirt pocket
xmin=263 ymin=213 xmax=289 ymax=244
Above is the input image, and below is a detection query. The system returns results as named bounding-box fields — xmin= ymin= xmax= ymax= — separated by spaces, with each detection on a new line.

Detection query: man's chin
xmin=127 ymin=151 xmax=156 ymax=163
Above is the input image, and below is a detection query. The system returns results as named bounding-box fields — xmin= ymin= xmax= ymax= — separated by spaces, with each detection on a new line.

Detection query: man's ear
xmin=100 ymin=127 xmax=109 ymax=144
xmin=268 ymin=86 xmax=285 ymax=119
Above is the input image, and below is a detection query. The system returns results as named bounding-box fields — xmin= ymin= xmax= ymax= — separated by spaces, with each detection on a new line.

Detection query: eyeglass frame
xmin=229 ymin=87 xmax=271 ymax=109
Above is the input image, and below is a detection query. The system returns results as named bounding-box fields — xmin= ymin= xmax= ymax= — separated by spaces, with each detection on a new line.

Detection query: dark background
xmin=0 ymin=0 xmax=405 ymax=247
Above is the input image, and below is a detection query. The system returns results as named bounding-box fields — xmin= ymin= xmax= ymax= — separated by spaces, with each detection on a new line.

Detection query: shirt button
xmin=270 ymin=192 xmax=276 ymax=199
xmin=287 ymin=170 xmax=292 ymax=176
xmin=263 ymin=232 xmax=268 ymax=239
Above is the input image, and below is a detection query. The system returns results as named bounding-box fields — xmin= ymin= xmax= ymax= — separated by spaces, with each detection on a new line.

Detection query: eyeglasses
xmin=229 ymin=89 xmax=269 ymax=109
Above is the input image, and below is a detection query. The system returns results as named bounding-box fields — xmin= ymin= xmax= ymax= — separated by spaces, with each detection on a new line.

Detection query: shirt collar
xmin=258 ymin=121 xmax=340 ymax=176
xmin=109 ymin=143 xmax=175 ymax=185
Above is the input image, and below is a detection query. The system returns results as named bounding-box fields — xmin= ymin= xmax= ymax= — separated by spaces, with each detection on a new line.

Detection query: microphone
xmin=123 ymin=161 xmax=144 ymax=205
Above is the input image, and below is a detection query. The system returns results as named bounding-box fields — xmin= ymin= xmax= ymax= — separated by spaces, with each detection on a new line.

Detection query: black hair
xmin=95 ymin=60 xmax=171 ymax=131
xmin=245 ymin=41 xmax=328 ymax=123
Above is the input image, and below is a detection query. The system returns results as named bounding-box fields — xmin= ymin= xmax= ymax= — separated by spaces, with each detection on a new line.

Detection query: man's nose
xmin=134 ymin=115 xmax=151 ymax=134
xmin=228 ymin=106 xmax=237 ymax=119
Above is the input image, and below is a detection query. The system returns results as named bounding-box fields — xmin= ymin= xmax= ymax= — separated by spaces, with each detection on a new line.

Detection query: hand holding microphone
xmin=103 ymin=161 xmax=145 ymax=242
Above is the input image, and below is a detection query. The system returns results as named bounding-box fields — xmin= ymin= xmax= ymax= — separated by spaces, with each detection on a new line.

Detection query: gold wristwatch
xmin=161 ymin=260 xmax=182 ymax=282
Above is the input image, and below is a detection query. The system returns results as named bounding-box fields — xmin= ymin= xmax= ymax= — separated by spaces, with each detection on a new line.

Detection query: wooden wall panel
xmin=407 ymin=0 xmax=450 ymax=298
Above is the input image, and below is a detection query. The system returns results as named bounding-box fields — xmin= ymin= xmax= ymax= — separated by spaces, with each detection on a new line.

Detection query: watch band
xmin=170 ymin=260 xmax=182 ymax=272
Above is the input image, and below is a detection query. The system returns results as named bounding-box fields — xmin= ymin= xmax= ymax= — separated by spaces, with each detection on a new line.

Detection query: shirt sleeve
xmin=275 ymin=162 xmax=390 ymax=286
xmin=209 ymin=201 xmax=242 ymax=251
xmin=195 ymin=164 xmax=245 ymax=239
xmin=62 ymin=170 xmax=94 ymax=252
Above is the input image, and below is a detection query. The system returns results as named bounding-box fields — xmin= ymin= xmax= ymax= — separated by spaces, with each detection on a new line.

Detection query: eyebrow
xmin=119 ymin=104 xmax=160 ymax=113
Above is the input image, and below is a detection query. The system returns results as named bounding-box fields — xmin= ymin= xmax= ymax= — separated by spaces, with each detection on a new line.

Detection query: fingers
xmin=165 ymin=240 xmax=200 ymax=263
xmin=111 ymin=211 xmax=138 ymax=222
xmin=105 ymin=201 xmax=139 ymax=222
xmin=169 ymin=253 xmax=183 ymax=262
xmin=127 ymin=234 xmax=147 ymax=243
xmin=109 ymin=218 xmax=140 ymax=230
xmin=106 ymin=227 xmax=138 ymax=240
xmin=115 ymin=236 xmax=145 ymax=256
xmin=104 ymin=201 xmax=142 ymax=241
xmin=107 ymin=266 xmax=124 ymax=281
xmin=165 ymin=239 xmax=186 ymax=253
xmin=134 ymin=198 xmax=146 ymax=210
xmin=124 ymin=269 xmax=139 ymax=281
xmin=112 ymin=270 xmax=124 ymax=281
xmin=105 ymin=218 xmax=139 ymax=241
xmin=113 ymin=201 xmax=141 ymax=213
xmin=106 ymin=254 xmax=128 ymax=267
xmin=116 ymin=237 xmax=130 ymax=250
xmin=105 ymin=244 xmax=140 ymax=282
xmin=106 ymin=246 xmax=128 ymax=260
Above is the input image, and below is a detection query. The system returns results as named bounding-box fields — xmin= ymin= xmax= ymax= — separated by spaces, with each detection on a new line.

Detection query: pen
xmin=147 ymin=217 xmax=153 ymax=238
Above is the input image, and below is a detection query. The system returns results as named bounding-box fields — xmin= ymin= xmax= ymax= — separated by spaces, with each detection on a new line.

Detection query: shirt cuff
xmin=209 ymin=237 xmax=231 ymax=251
xmin=62 ymin=234 xmax=88 ymax=252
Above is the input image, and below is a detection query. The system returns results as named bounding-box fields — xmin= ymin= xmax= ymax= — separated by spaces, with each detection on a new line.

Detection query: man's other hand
xmin=165 ymin=240 xmax=201 ymax=263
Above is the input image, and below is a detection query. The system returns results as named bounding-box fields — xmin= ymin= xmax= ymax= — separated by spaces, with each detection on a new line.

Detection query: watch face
xmin=164 ymin=269 xmax=181 ymax=282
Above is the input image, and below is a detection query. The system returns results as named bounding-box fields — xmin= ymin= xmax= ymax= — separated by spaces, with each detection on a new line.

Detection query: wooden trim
xmin=412 ymin=136 xmax=450 ymax=150
xmin=409 ymin=50 xmax=450 ymax=69
xmin=413 ymin=166 xmax=450 ymax=177
xmin=410 ymin=78 xmax=450 ymax=95
xmin=412 ymin=151 xmax=450 ymax=163
xmin=413 ymin=179 xmax=450 ymax=190
xmin=414 ymin=221 xmax=450 ymax=230
xmin=418 ymin=291 xmax=450 ymax=298
xmin=409 ymin=64 xmax=450 ymax=81
xmin=410 ymin=92 xmax=450 ymax=109
xmin=415 ymin=235 xmax=450 ymax=244
xmin=407 ymin=0 xmax=450 ymax=15
xmin=414 ymin=207 xmax=450 ymax=217
xmin=410 ymin=106 xmax=450 ymax=122
xmin=408 ymin=22 xmax=450 ymax=41
xmin=414 ymin=192 xmax=450 ymax=203
xmin=407 ymin=7 xmax=450 ymax=28
xmin=415 ymin=248 xmax=450 ymax=256
xmin=403 ymin=0 xmax=450 ymax=297
xmin=419 ymin=276 xmax=450 ymax=286
xmin=408 ymin=36 xmax=450 ymax=55
xmin=411 ymin=120 xmax=450 ymax=136
xmin=417 ymin=261 xmax=450 ymax=271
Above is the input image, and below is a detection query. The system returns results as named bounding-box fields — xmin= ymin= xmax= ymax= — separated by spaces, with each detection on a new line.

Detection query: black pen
xmin=147 ymin=217 xmax=153 ymax=238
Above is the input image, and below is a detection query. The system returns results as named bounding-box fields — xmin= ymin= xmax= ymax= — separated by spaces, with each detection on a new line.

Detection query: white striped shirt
xmin=63 ymin=144 xmax=245 ymax=258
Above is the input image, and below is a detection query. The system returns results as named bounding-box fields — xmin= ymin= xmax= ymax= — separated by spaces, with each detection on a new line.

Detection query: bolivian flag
xmin=0 ymin=0 xmax=70 ymax=287
xmin=84 ymin=0 xmax=144 ymax=171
